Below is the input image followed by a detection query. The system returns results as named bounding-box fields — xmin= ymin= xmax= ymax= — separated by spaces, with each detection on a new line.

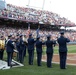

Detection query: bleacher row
xmin=0 ymin=25 xmax=76 ymax=42
xmin=0 ymin=4 xmax=75 ymax=26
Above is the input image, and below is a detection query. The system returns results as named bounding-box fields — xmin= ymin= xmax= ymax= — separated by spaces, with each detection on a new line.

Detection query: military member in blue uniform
xmin=16 ymin=34 xmax=20 ymax=61
xmin=27 ymin=34 xmax=35 ymax=65
xmin=23 ymin=44 xmax=26 ymax=57
xmin=45 ymin=35 xmax=56 ymax=68
xmin=23 ymin=35 xmax=27 ymax=57
xmin=6 ymin=35 xmax=14 ymax=67
xmin=19 ymin=34 xmax=25 ymax=63
xmin=57 ymin=31 xmax=70 ymax=69
xmin=36 ymin=36 xmax=45 ymax=66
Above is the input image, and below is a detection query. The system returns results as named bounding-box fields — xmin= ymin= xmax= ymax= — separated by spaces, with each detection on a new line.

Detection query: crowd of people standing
xmin=0 ymin=29 xmax=70 ymax=69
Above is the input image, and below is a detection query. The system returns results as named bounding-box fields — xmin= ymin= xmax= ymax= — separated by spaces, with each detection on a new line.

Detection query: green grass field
xmin=54 ymin=45 xmax=76 ymax=54
xmin=0 ymin=45 xmax=76 ymax=75
xmin=42 ymin=45 xmax=76 ymax=54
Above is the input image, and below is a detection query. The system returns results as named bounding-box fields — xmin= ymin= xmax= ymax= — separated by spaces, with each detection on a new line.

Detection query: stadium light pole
xmin=42 ymin=0 xmax=45 ymax=10
xmin=40 ymin=0 xmax=45 ymax=24
xmin=27 ymin=0 xmax=30 ymax=8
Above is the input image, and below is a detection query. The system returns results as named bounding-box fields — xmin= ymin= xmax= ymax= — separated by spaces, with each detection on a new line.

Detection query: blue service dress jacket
xmin=57 ymin=36 xmax=70 ymax=52
xmin=46 ymin=40 xmax=56 ymax=53
xmin=28 ymin=38 xmax=35 ymax=51
xmin=6 ymin=39 xmax=14 ymax=52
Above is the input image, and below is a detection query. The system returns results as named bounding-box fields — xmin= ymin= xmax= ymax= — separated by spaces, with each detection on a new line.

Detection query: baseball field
xmin=0 ymin=45 xmax=76 ymax=75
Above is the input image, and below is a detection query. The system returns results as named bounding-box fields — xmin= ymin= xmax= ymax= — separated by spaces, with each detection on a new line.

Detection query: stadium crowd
xmin=0 ymin=25 xmax=76 ymax=42
xmin=0 ymin=4 xmax=75 ymax=25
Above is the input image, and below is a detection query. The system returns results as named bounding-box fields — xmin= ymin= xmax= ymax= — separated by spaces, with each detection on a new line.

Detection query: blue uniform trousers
xmin=28 ymin=50 xmax=34 ymax=65
xmin=59 ymin=52 xmax=67 ymax=69
xmin=19 ymin=50 xmax=24 ymax=63
xmin=7 ymin=52 xmax=13 ymax=66
xmin=37 ymin=53 xmax=42 ymax=66
xmin=47 ymin=53 xmax=53 ymax=68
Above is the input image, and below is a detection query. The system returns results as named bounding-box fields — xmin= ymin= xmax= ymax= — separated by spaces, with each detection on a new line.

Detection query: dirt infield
xmin=42 ymin=53 xmax=76 ymax=65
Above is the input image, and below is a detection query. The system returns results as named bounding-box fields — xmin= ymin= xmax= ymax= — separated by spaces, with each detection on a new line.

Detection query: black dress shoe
xmin=47 ymin=66 xmax=52 ymax=68
xmin=38 ymin=65 xmax=41 ymax=66
xmin=29 ymin=63 xmax=33 ymax=65
xmin=61 ymin=67 xmax=66 ymax=69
